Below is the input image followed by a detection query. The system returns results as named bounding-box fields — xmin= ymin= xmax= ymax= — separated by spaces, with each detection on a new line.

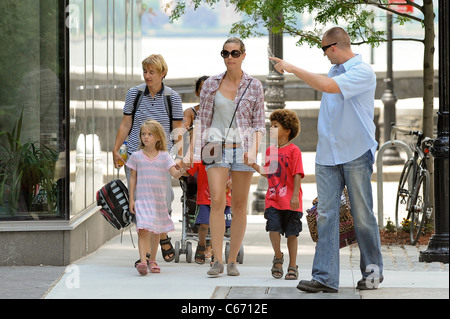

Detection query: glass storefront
xmin=0 ymin=0 xmax=142 ymax=221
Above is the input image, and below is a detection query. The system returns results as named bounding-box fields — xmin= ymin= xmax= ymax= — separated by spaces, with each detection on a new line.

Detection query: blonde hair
xmin=223 ymin=37 xmax=246 ymax=53
xmin=142 ymin=54 xmax=168 ymax=77
xmin=139 ymin=120 xmax=167 ymax=151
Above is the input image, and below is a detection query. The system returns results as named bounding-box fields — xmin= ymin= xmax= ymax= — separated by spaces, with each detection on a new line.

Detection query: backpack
xmin=130 ymin=83 xmax=173 ymax=135
xmin=96 ymin=179 xmax=132 ymax=230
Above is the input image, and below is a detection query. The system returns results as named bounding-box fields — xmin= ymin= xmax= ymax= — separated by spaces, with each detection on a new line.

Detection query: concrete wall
xmin=0 ymin=206 xmax=123 ymax=266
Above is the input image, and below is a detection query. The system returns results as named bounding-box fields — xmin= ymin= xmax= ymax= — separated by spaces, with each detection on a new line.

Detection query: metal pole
xmin=252 ymin=14 xmax=285 ymax=213
xmin=419 ymin=0 xmax=449 ymax=263
xmin=382 ymin=12 xmax=403 ymax=165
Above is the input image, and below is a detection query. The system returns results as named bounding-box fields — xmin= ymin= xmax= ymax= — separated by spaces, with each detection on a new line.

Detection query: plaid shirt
xmin=193 ymin=71 xmax=266 ymax=161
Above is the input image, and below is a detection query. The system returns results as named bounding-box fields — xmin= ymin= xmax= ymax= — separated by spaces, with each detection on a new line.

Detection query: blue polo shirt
xmin=316 ymin=54 xmax=378 ymax=165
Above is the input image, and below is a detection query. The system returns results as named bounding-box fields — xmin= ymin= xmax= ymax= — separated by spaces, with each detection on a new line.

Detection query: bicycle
xmin=392 ymin=122 xmax=434 ymax=245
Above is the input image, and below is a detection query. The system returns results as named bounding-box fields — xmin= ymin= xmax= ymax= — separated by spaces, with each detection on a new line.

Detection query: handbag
xmin=201 ymin=79 xmax=253 ymax=165
xmin=306 ymin=188 xmax=357 ymax=249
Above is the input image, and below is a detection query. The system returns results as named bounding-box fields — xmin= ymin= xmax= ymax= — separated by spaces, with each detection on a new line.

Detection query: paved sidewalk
xmin=39 ymin=211 xmax=448 ymax=300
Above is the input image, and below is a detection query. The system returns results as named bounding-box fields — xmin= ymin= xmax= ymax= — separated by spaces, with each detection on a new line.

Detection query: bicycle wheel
xmin=395 ymin=159 xmax=413 ymax=228
xmin=409 ymin=169 xmax=430 ymax=245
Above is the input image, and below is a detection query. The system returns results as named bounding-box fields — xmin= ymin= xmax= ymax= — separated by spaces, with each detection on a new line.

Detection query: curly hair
xmin=269 ymin=109 xmax=301 ymax=141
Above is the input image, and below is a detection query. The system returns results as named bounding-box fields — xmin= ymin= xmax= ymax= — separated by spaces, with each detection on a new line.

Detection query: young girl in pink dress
xmin=127 ymin=120 xmax=185 ymax=275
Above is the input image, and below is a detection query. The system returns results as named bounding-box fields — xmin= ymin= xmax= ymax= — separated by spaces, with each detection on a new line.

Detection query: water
xmin=142 ymin=36 xmax=437 ymax=80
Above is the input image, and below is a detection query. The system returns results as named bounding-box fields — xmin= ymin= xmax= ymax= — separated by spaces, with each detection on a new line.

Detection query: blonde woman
xmin=187 ymin=37 xmax=265 ymax=276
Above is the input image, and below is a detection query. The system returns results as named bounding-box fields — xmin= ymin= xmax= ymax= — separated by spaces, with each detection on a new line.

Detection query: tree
xmin=168 ymin=0 xmax=436 ymax=139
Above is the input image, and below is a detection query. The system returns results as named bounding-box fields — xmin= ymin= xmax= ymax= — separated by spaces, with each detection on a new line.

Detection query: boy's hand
xmin=290 ymin=196 xmax=299 ymax=211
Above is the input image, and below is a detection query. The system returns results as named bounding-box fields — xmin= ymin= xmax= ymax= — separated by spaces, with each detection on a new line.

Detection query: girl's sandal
xmin=271 ymin=253 xmax=284 ymax=279
xmin=149 ymin=261 xmax=161 ymax=273
xmin=136 ymin=262 xmax=148 ymax=276
xmin=285 ymin=266 xmax=298 ymax=280
xmin=134 ymin=253 xmax=150 ymax=268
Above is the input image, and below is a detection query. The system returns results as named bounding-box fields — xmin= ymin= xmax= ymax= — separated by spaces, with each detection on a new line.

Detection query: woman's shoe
xmin=195 ymin=245 xmax=206 ymax=265
xmin=227 ymin=262 xmax=240 ymax=276
xmin=207 ymin=261 xmax=223 ymax=277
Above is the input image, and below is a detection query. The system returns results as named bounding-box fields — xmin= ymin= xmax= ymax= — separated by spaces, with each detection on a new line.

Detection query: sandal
xmin=149 ymin=260 xmax=161 ymax=273
xmin=195 ymin=245 xmax=206 ymax=264
xmin=285 ymin=266 xmax=298 ymax=280
xmin=134 ymin=253 xmax=150 ymax=268
xmin=160 ymin=236 xmax=175 ymax=262
xmin=271 ymin=253 xmax=284 ymax=279
xmin=136 ymin=262 xmax=148 ymax=276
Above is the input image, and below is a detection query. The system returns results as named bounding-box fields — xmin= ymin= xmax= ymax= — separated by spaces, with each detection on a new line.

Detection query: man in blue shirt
xmin=270 ymin=27 xmax=383 ymax=293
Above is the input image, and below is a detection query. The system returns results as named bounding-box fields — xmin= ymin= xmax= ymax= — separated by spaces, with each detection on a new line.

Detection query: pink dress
xmin=126 ymin=150 xmax=175 ymax=234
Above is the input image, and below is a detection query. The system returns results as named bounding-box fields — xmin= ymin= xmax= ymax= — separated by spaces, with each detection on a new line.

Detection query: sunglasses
xmin=220 ymin=49 xmax=242 ymax=59
xmin=321 ymin=42 xmax=337 ymax=52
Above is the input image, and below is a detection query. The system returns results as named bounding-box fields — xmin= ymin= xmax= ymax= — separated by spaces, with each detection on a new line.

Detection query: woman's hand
xmin=243 ymin=150 xmax=257 ymax=166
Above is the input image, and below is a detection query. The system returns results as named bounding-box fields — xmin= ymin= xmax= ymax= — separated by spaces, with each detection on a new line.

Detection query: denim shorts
xmin=205 ymin=147 xmax=255 ymax=172
xmin=264 ymin=207 xmax=303 ymax=237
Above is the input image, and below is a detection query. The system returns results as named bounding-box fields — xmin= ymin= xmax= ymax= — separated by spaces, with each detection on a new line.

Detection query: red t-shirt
xmin=187 ymin=163 xmax=231 ymax=206
xmin=262 ymin=144 xmax=304 ymax=212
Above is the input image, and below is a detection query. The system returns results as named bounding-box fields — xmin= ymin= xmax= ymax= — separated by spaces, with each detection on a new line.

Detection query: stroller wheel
xmin=174 ymin=241 xmax=180 ymax=263
xmin=186 ymin=241 xmax=193 ymax=263
xmin=238 ymin=244 xmax=244 ymax=264
xmin=225 ymin=242 xmax=230 ymax=263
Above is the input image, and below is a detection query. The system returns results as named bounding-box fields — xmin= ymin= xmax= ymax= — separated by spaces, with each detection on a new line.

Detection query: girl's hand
xmin=129 ymin=199 xmax=136 ymax=214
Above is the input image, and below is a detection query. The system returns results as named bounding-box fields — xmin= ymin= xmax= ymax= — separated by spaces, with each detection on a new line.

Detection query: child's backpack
xmin=96 ymin=179 xmax=132 ymax=230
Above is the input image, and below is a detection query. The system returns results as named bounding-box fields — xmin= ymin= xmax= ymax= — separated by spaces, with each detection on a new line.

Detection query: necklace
xmin=278 ymin=140 xmax=290 ymax=148
xmin=143 ymin=149 xmax=158 ymax=159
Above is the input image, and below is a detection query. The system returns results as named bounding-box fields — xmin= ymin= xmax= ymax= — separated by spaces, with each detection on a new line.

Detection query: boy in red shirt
xmin=187 ymin=163 xmax=231 ymax=264
xmin=249 ymin=109 xmax=304 ymax=280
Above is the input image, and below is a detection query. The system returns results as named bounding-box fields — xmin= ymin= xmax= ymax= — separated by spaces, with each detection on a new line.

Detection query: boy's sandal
xmin=136 ymin=262 xmax=148 ymax=276
xmin=134 ymin=253 xmax=150 ymax=268
xmin=195 ymin=245 xmax=206 ymax=264
xmin=285 ymin=266 xmax=298 ymax=280
xmin=149 ymin=261 xmax=161 ymax=273
xmin=271 ymin=253 xmax=284 ymax=279
xmin=160 ymin=237 xmax=175 ymax=262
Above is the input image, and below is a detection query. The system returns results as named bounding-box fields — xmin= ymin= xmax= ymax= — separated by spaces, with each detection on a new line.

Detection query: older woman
xmin=113 ymin=54 xmax=184 ymax=264
xmin=188 ymin=37 xmax=265 ymax=276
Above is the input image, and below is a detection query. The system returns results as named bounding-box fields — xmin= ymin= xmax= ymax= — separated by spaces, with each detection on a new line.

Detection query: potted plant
xmin=0 ymin=110 xmax=58 ymax=216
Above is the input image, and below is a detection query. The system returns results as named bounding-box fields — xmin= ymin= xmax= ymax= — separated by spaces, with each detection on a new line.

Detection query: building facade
xmin=0 ymin=0 xmax=142 ymax=266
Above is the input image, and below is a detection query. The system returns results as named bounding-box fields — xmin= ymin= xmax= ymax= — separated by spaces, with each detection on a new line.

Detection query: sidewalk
xmin=1 ymin=153 xmax=448 ymax=301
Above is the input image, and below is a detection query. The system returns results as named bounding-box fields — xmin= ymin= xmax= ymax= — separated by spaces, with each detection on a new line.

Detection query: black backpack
xmin=96 ymin=179 xmax=131 ymax=230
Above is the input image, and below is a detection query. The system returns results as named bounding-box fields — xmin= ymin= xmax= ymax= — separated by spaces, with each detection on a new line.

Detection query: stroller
xmin=174 ymin=169 xmax=244 ymax=264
